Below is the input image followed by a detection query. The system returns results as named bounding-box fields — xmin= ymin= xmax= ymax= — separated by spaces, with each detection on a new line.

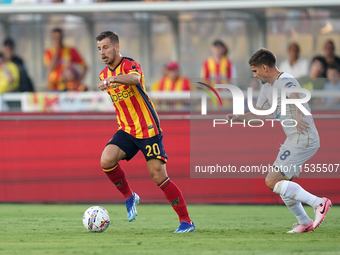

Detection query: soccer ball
xmin=83 ymin=206 xmax=110 ymax=232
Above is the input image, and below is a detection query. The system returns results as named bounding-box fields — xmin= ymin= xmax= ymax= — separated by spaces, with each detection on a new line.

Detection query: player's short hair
xmin=3 ymin=37 xmax=15 ymax=48
xmin=248 ymin=48 xmax=276 ymax=67
xmin=96 ymin=31 xmax=119 ymax=45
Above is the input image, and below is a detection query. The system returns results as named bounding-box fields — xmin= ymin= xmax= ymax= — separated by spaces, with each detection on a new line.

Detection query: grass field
xmin=0 ymin=204 xmax=339 ymax=255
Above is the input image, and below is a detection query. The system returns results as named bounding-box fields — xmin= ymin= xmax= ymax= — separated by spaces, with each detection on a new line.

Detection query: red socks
xmin=104 ymin=166 xmax=191 ymax=223
xmin=103 ymin=164 xmax=133 ymax=200
xmin=158 ymin=177 xmax=191 ymax=223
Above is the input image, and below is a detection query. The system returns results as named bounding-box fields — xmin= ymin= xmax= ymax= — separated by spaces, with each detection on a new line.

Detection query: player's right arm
xmin=227 ymin=83 xmax=272 ymax=124
xmin=227 ymin=107 xmax=268 ymax=124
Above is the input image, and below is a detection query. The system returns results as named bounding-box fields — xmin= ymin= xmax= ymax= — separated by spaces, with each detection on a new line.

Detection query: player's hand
xmin=295 ymin=114 xmax=309 ymax=134
xmin=226 ymin=114 xmax=239 ymax=124
xmin=98 ymin=78 xmax=113 ymax=91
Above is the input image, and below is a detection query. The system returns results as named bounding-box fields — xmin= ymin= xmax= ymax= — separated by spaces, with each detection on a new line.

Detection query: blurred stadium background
xmin=0 ymin=0 xmax=339 ymax=204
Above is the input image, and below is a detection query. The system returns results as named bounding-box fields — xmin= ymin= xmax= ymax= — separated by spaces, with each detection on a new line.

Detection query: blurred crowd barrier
xmin=1 ymin=90 xmax=340 ymax=112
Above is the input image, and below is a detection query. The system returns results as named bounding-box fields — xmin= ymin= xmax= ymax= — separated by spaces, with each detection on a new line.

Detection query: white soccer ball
xmin=83 ymin=206 xmax=110 ymax=232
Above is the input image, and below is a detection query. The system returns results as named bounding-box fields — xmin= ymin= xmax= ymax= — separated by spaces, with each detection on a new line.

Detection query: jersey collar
xmin=108 ymin=57 xmax=123 ymax=72
xmin=277 ymin=71 xmax=284 ymax=80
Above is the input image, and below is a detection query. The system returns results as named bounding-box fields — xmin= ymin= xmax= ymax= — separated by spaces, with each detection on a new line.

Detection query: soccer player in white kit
xmin=227 ymin=48 xmax=332 ymax=233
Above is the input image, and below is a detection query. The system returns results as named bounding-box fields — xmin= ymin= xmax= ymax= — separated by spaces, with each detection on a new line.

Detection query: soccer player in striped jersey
xmin=96 ymin=31 xmax=195 ymax=233
xmin=201 ymin=40 xmax=237 ymax=87
xmin=227 ymin=48 xmax=331 ymax=233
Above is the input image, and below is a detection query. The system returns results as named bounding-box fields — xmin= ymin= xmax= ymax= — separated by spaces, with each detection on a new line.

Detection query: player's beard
xmin=108 ymin=49 xmax=117 ymax=65
xmin=108 ymin=58 xmax=115 ymax=65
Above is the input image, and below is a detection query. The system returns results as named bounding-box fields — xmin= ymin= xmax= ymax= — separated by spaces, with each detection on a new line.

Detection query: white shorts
xmin=273 ymin=145 xmax=319 ymax=179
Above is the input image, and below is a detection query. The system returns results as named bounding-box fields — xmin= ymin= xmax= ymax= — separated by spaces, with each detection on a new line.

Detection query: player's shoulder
xmin=122 ymin=57 xmax=141 ymax=66
xmin=277 ymin=72 xmax=301 ymax=88
xmin=123 ymin=56 xmax=135 ymax=62
xmin=122 ymin=57 xmax=139 ymax=64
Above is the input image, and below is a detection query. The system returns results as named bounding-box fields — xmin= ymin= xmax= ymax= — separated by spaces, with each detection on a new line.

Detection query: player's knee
xmin=265 ymin=178 xmax=276 ymax=191
xmin=149 ymin=168 xmax=163 ymax=183
xmin=100 ymin=153 xmax=119 ymax=169
xmin=148 ymin=160 xmax=167 ymax=184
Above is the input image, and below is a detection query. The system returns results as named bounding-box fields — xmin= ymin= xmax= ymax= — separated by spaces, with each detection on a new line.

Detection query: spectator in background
xmin=279 ymin=42 xmax=309 ymax=79
xmin=151 ymin=61 xmax=190 ymax=91
xmin=321 ymin=40 xmax=340 ymax=67
xmin=3 ymin=37 xmax=34 ymax=92
xmin=44 ymin=28 xmax=87 ymax=91
xmin=201 ymin=39 xmax=237 ymax=87
xmin=322 ymin=65 xmax=340 ymax=108
xmin=62 ymin=65 xmax=88 ymax=91
xmin=0 ymin=53 xmax=20 ymax=93
xmin=298 ymin=56 xmax=327 ymax=91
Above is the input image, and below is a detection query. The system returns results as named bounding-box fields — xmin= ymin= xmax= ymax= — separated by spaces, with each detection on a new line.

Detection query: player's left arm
xmin=98 ymin=73 xmax=140 ymax=91
xmin=98 ymin=59 xmax=142 ymax=91
xmin=290 ymin=92 xmax=309 ymax=134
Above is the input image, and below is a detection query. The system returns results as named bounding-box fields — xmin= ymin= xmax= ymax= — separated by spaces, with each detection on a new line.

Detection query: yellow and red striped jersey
xmin=201 ymin=56 xmax=233 ymax=85
xmin=44 ymin=46 xmax=86 ymax=91
xmin=99 ymin=57 xmax=161 ymax=139
xmin=150 ymin=76 xmax=190 ymax=91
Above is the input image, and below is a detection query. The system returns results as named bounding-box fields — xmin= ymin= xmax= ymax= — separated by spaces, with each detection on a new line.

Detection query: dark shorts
xmin=107 ymin=130 xmax=168 ymax=162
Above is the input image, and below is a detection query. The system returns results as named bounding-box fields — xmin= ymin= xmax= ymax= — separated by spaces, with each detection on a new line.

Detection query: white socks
xmin=280 ymin=195 xmax=311 ymax=226
xmin=273 ymin=180 xmax=324 ymax=226
xmin=273 ymin=180 xmax=324 ymax=208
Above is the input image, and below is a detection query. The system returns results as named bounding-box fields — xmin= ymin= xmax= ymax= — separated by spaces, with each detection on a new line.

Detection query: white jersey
xmin=256 ymin=72 xmax=320 ymax=149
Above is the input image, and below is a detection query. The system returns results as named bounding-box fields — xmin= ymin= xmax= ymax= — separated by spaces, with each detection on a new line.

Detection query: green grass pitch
xmin=0 ymin=204 xmax=339 ymax=254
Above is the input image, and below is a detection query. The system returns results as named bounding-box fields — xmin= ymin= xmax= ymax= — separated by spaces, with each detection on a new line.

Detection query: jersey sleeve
xmin=256 ymin=85 xmax=269 ymax=109
xmin=123 ymin=59 xmax=142 ymax=76
xmin=99 ymin=72 xmax=104 ymax=81
xmin=278 ymin=77 xmax=300 ymax=98
xmin=70 ymin=48 xmax=86 ymax=66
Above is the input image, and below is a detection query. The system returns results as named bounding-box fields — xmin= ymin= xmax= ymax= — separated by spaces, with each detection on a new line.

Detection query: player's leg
xmin=137 ymin=133 xmax=194 ymax=233
xmin=268 ymin=146 xmax=331 ymax=230
xmin=101 ymin=144 xmax=133 ymax=199
xmin=266 ymin=169 xmax=313 ymax=233
xmin=272 ymin=177 xmax=331 ymax=230
xmin=101 ymin=131 xmax=140 ymax=222
xmin=147 ymin=158 xmax=195 ymax=233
